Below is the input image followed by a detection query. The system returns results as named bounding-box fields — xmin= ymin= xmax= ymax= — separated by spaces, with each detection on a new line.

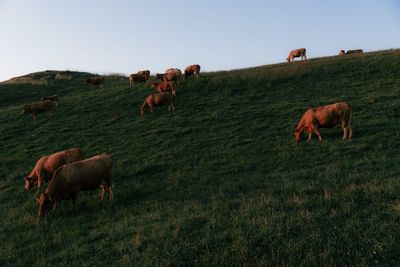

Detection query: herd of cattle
xmin=20 ymin=49 xmax=361 ymax=216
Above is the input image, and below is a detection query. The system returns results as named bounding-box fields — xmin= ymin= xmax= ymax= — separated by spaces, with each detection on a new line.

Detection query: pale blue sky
xmin=0 ymin=0 xmax=399 ymax=81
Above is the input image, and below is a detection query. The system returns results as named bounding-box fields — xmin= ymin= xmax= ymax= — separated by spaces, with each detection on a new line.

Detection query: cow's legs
xmin=109 ymin=186 xmax=113 ymax=201
xmin=100 ymin=185 xmax=105 ymax=201
xmin=307 ymin=132 xmax=312 ymax=141
xmin=348 ymin=126 xmax=353 ymax=139
xmin=311 ymin=124 xmax=322 ymax=141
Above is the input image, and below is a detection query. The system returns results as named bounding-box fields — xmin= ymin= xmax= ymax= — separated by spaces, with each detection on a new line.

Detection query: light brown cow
xmin=86 ymin=76 xmax=105 ymax=88
xmin=22 ymin=100 xmax=56 ymax=121
xmin=287 ymin=48 xmax=307 ymax=62
xmin=148 ymin=81 xmax=176 ymax=95
xmin=294 ymin=102 xmax=353 ymax=142
xmin=42 ymin=95 xmax=59 ymax=106
xmin=184 ymin=64 xmax=201 ymax=79
xmin=163 ymin=68 xmax=182 ymax=82
xmin=24 ymin=148 xmax=84 ymax=192
xmin=36 ymin=153 xmax=113 ymax=217
xmin=140 ymin=92 xmax=175 ymax=115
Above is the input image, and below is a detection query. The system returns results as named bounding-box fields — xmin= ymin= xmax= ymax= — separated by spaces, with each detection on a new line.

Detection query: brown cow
xmin=155 ymin=73 xmax=164 ymax=81
xmin=42 ymin=95 xmax=59 ymax=106
xmin=136 ymin=70 xmax=150 ymax=79
xmin=140 ymin=92 xmax=175 ymax=115
xmin=184 ymin=64 xmax=201 ymax=79
xmin=163 ymin=68 xmax=182 ymax=82
xmin=148 ymin=81 xmax=176 ymax=95
xmin=346 ymin=49 xmax=363 ymax=55
xmin=24 ymin=148 xmax=84 ymax=192
xmin=22 ymin=100 xmax=56 ymax=121
xmin=294 ymin=102 xmax=353 ymax=142
xmin=338 ymin=50 xmax=346 ymax=56
xmin=128 ymin=73 xmax=147 ymax=85
xmin=36 ymin=153 xmax=113 ymax=217
xmin=86 ymin=76 xmax=105 ymax=88
xmin=287 ymin=48 xmax=307 ymax=62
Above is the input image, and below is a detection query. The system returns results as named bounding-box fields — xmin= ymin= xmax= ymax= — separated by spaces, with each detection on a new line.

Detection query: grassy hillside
xmin=1 ymin=50 xmax=400 ymax=266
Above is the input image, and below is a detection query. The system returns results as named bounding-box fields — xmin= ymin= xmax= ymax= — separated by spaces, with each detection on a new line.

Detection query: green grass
xmin=1 ymin=50 xmax=400 ymax=266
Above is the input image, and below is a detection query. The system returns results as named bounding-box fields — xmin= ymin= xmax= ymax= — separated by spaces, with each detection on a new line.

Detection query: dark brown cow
xmin=294 ymin=102 xmax=353 ymax=142
xmin=36 ymin=153 xmax=113 ymax=217
xmin=287 ymin=48 xmax=307 ymax=62
xmin=148 ymin=81 xmax=176 ymax=95
xmin=346 ymin=49 xmax=363 ymax=54
xmin=42 ymin=95 xmax=59 ymax=106
xmin=338 ymin=50 xmax=346 ymax=56
xmin=155 ymin=73 xmax=164 ymax=81
xmin=184 ymin=64 xmax=201 ymax=79
xmin=24 ymin=148 xmax=84 ymax=192
xmin=22 ymin=100 xmax=56 ymax=121
xmin=136 ymin=70 xmax=150 ymax=79
xmin=140 ymin=92 xmax=175 ymax=115
xmin=128 ymin=73 xmax=147 ymax=85
xmin=163 ymin=68 xmax=182 ymax=82
xmin=86 ymin=76 xmax=105 ymax=88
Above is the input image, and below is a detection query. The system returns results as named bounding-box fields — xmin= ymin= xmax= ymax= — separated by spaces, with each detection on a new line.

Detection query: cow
xmin=294 ymin=102 xmax=353 ymax=142
xmin=346 ymin=49 xmax=363 ymax=55
xmin=163 ymin=68 xmax=182 ymax=82
xmin=24 ymin=148 xmax=84 ymax=192
xmin=22 ymin=100 xmax=56 ymax=121
xmin=184 ymin=64 xmax=201 ymax=79
xmin=287 ymin=48 xmax=307 ymax=62
xmin=140 ymin=92 xmax=175 ymax=115
xmin=338 ymin=50 xmax=346 ymax=56
xmin=36 ymin=153 xmax=113 ymax=217
xmin=136 ymin=70 xmax=150 ymax=80
xmin=155 ymin=73 xmax=164 ymax=81
xmin=42 ymin=95 xmax=59 ymax=106
xmin=128 ymin=73 xmax=147 ymax=85
xmin=148 ymin=81 xmax=176 ymax=95
xmin=86 ymin=76 xmax=105 ymax=88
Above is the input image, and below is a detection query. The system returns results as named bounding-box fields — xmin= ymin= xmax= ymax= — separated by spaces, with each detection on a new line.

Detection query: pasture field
xmin=1 ymin=50 xmax=400 ymax=266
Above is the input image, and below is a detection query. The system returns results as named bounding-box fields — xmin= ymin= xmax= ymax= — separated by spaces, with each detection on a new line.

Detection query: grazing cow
xmin=287 ymin=48 xmax=307 ymax=62
xmin=184 ymin=64 xmax=201 ymax=79
xmin=163 ymin=68 xmax=182 ymax=82
xmin=24 ymin=148 xmax=84 ymax=192
xmin=86 ymin=76 xmax=105 ymax=88
xmin=36 ymin=153 xmax=113 ymax=217
xmin=294 ymin=102 xmax=353 ymax=142
xmin=128 ymin=73 xmax=147 ymax=85
xmin=21 ymin=100 xmax=56 ymax=121
xmin=338 ymin=50 xmax=346 ymax=56
xmin=346 ymin=49 xmax=363 ymax=55
xmin=42 ymin=95 xmax=59 ymax=106
xmin=148 ymin=81 xmax=176 ymax=95
xmin=155 ymin=73 xmax=164 ymax=81
xmin=140 ymin=92 xmax=175 ymax=115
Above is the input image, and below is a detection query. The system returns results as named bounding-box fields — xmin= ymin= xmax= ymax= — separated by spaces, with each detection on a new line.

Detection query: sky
xmin=0 ymin=0 xmax=399 ymax=81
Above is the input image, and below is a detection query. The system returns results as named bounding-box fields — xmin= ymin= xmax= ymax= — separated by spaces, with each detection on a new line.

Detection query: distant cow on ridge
xmin=287 ymin=48 xmax=307 ymax=62
xmin=42 ymin=95 xmax=59 ymax=106
xmin=129 ymin=70 xmax=150 ymax=86
xmin=294 ymin=102 xmax=353 ymax=142
xmin=86 ymin=76 xmax=105 ymax=88
xmin=184 ymin=64 xmax=201 ymax=79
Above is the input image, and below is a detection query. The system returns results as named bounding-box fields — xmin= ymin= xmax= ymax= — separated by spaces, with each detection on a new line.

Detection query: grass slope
xmin=1 ymin=50 xmax=400 ymax=266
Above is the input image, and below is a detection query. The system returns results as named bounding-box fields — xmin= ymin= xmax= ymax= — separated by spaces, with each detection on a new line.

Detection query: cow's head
xmin=36 ymin=193 xmax=51 ymax=217
xmin=294 ymin=128 xmax=304 ymax=142
xmin=24 ymin=175 xmax=35 ymax=190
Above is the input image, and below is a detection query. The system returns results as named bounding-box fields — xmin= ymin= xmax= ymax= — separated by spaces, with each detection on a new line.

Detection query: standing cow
xmin=86 ymin=76 xmax=105 ymax=88
xmin=24 ymin=148 xmax=84 ymax=192
xmin=36 ymin=153 xmax=113 ymax=217
xmin=184 ymin=64 xmax=201 ymax=79
xmin=287 ymin=48 xmax=307 ymax=62
xmin=140 ymin=92 xmax=175 ymax=115
xmin=163 ymin=68 xmax=182 ymax=82
xmin=22 ymin=100 xmax=56 ymax=121
xmin=294 ymin=102 xmax=353 ymax=142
